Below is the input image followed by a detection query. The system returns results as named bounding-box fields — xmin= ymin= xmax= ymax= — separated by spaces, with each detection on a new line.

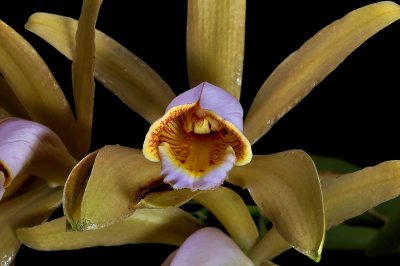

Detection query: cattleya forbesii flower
xmin=3 ymin=1 xmax=400 ymax=265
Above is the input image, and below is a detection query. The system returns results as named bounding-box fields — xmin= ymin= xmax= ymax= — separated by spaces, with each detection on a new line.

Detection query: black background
xmin=2 ymin=0 xmax=400 ymax=265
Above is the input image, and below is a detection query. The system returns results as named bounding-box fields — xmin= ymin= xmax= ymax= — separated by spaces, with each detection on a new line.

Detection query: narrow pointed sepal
xmin=244 ymin=1 xmax=400 ymax=144
xmin=187 ymin=0 xmax=246 ymax=99
xmin=71 ymin=0 xmax=103 ymax=158
xmin=25 ymin=12 xmax=175 ymax=123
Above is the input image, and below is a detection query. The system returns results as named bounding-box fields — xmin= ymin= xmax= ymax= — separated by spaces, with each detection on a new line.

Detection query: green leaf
xmin=310 ymin=154 xmax=360 ymax=174
xmin=374 ymin=195 xmax=400 ymax=219
xmin=324 ymin=224 xmax=378 ymax=250
xmin=365 ymin=204 xmax=400 ymax=256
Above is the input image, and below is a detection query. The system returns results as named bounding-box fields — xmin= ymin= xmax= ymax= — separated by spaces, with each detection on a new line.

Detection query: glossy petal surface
xmin=248 ymin=227 xmax=289 ymax=265
xmin=17 ymin=208 xmax=203 ymax=250
xmin=72 ymin=0 xmax=102 ymax=157
xmin=139 ymin=189 xmax=200 ymax=208
xmin=229 ymin=150 xmax=325 ymax=261
xmin=0 ymin=19 xmax=77 ymax=154
xmin=187 ymin=0 xmax=245 ymax=99
xmin=0 ymin=77 xmax=29 ymax=119
xmin=25 ymin=13 xmax=175 ymax=123
xmin=194 ymin=187 xmax=259 ymax=251
xmin=250 ymin=160 xmax=400 ymax=262
xmin=64 ymin=145 xmax=161 ymax=230
xmin=321 ymin=160 xmax=400 ymax=229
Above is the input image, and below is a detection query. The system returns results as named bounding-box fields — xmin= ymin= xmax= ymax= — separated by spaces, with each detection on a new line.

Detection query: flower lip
xmin=143 ymin=82 xmax=252 ymax=190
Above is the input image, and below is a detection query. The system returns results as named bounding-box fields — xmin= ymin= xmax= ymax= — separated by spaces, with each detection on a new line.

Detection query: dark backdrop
xmin=1 ymin=1 xmax=400 ymax=265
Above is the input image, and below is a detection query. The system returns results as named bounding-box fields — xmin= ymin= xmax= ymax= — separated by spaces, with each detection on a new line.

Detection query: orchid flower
xmin=142 ymin=82 xmax=252 ymax=191
xmin=10 ymin=0 xmax=400 ymax=265
xmin=20 ymin=0 xmax=321 ymax=259
xmin=0 ymin=0 xmax=102 ymax=264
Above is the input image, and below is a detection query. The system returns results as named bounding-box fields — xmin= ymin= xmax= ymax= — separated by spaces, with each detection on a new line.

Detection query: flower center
xmin=183 ymin=106 xmax=222 ymax=134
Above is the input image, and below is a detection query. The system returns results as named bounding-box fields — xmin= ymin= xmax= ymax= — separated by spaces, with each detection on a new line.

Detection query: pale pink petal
xmin=0 ymin=117 xmax=76 ymax=198
xmin=164 ymin=227 xmax=254 ymax=266
xmin=0 ymin=118 xmax=43 ymax=180
xmin=166 ymin=82 xmax=243 ymax=131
